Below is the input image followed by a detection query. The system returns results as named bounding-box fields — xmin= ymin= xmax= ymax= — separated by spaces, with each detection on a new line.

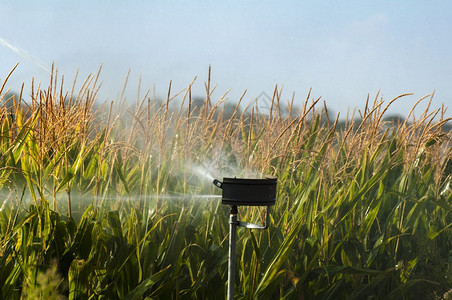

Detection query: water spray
xmin=0 ymin=36 xmax=51 ymax=74
xmin=213 ymin=176 xmax=277 ymax=300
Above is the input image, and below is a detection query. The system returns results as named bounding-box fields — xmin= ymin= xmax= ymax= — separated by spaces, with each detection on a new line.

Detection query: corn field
xmin=0 ymin=65 xmax=452 ymax=299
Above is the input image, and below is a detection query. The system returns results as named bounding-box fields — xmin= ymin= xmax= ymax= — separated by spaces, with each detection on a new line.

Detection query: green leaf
xmin=255 ymin=218 xmax=302 ymax=297
xmin=124 ymin=265 xmax=171 ymax=300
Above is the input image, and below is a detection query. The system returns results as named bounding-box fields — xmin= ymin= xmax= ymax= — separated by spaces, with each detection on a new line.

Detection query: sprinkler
xmin=213 ymin=176 xmax=277 ymax=300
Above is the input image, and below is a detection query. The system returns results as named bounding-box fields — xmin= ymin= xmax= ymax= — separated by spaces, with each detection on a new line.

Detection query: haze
xmin=1 ymin=1 xmax=451 ymax=118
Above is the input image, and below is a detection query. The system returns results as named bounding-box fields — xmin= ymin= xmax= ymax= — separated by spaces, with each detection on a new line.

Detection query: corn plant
xmin=0 ymin=65 xmax=451 ymax=299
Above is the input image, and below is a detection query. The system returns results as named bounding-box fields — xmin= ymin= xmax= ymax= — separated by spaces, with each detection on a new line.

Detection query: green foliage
xmin=0 ymin=68 xmax=451 ymax=299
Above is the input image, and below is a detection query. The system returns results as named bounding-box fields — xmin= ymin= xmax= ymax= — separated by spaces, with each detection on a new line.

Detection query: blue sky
xmin=1 ymin=1 xmax=451 ymax=118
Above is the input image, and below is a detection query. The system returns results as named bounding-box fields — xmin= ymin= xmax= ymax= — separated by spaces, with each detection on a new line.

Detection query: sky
xmin=1 ymin=1 xmax=451 ymax=119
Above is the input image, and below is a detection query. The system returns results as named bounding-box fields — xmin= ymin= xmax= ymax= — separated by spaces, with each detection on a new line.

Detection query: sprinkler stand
xmin=228 ymin=205 xmax=238 ymax=300
xmin=213 ymin=177 xmax=277 ymax=300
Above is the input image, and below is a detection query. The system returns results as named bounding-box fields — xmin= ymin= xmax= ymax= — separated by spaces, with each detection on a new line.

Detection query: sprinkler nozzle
xmin=213 ymin=179 xmax=223 ymax=189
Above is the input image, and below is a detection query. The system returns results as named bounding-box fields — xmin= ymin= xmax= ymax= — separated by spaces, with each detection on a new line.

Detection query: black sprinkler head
xmin=213 ymin=177 xmax=277 ymax=206
xmin=212 ymin=179 xmax=223 ymax=189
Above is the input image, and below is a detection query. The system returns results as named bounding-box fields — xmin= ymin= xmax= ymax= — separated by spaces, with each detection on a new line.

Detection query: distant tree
xmin=1 ymin=91 xmax=20 ymax=108
xmin=220 ymin=102 xmax=240 ymax=121
xmin=190 ymin=97 xmax=207 ymax=116
xmin=442 ymin=120 xmax=452 ymax=133
xmin=383 ymin=114 xmax=405 ymax=126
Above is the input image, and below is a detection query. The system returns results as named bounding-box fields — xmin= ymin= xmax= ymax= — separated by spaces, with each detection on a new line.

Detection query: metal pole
xmin=228 ymin=205 xmax=238 ymax=300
